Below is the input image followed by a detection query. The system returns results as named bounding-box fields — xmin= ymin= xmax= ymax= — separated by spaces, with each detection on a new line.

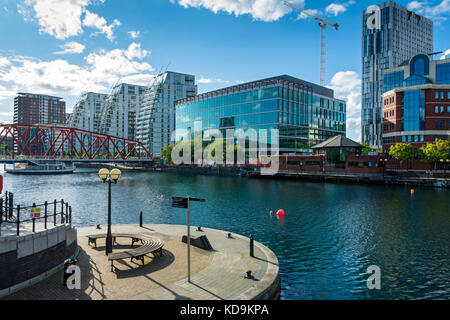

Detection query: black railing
xmin=0 ymin=191 xmax=72 ymax=236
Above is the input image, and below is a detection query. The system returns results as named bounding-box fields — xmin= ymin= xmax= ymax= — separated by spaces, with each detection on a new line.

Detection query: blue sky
xmin=0 ymin=0 xmax=449 ymax=141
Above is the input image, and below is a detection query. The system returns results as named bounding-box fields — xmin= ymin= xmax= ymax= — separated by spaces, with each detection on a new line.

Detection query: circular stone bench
xmin=86 ymin=234 xmax=164 ymax=272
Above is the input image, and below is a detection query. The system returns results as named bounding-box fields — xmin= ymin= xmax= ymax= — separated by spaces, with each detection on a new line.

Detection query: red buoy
xmin=270 ymin=210 xmax=274 ymax=215
xmin=276 ymin=209 xmax=285 ymax=217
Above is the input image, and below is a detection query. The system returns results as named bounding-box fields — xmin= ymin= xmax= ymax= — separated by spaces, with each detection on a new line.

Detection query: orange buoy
xmin=411 ymin=189 xmax=415 ymax=195
xmin=276 ymin=209 xmax=285 ymax=217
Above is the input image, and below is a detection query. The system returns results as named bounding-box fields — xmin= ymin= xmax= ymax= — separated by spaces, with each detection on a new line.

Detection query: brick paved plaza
xmin=2 ymin=224 xmax=280 ymax=300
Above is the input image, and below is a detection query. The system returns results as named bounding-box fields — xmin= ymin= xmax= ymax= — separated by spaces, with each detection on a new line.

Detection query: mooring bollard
xmin=139 ymin=211 xmax=143 ymax=227
xmin=250 ymin=234 xmax=254 ymax=258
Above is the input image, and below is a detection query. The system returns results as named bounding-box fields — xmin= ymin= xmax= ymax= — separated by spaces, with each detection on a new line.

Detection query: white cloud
xmin=407 ymin=0 xmax=450 ymax=22
xmin=128 ymin=31 xmax=140 ymax=39
xmin=297 ymin=8 xmax=319 ymax=19
xmin=54 ymin=41 xmax=86 ymax=55
xmin=441 ymin=49 xmax=450 ymax=59
xmin=125 ymin=42 xmax=149 ymax=60
xmin=20 ymin=0 xmax=120 ymax=40
xmin=171 ymin=0 xmax=305 ymax=22
xmin=325 ymin=1 xmax=354 ymax=17
xmin=197 ymin=77 xmax=230 ymax=84
xmin=82 ymin=9 xmax=121 ymax=40
xmin=22 ymin=0 xmax=89 ymax=39
xmin=328 ymin=71 xmax=361 ymax=141
xmin=0 ymin=84 xmax=16 ymax=102
xmin=0 ymin=43 xmax=154 ymax=99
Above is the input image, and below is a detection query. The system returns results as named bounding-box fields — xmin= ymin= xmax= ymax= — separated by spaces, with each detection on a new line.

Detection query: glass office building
xmin=99 ymin=83 xmax=146 ymax=140
xmin=136 ymin=72 xmax=197 ymax=157
xmin=69 ymin=92 xmax=108 ymax=132
xmin=382 ymin=54 xmax=450 ymax=149
xmin=176 ymin=75 xmax=346 ymax=153
xmin=362 ymin=1 xmax=433 ymax=148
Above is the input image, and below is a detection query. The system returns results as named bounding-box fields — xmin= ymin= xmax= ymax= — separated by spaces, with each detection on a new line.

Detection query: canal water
xmin=2 ymin=169 xmax=449 ymax=300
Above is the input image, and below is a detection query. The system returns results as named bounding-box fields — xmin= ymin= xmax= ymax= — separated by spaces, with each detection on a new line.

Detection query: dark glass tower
xmin=361 ymin=1 xmax=433 ymax=147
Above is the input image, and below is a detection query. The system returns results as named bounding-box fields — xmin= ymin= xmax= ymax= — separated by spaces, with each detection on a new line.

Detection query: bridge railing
xmin=0 ymin=191 xmax=72 ymax=236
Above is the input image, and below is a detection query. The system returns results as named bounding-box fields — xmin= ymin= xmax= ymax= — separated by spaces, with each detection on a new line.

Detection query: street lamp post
xmin=98 ymin=168 xmax=122 ymax=256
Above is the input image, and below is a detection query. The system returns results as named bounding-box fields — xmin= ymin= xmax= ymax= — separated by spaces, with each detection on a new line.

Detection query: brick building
xmin=382 ymin=54 xmax=450 ymax=150
xmin=14 ymin=93 xmax=66 ymax=125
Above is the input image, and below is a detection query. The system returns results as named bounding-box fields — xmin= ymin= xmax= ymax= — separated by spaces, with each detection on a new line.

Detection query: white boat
xmin=4 ymin=160 xmax=76 ymax=174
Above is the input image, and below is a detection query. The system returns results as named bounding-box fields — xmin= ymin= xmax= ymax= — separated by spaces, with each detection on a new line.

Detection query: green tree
xmin=389 ymin=143 xmax=414 ymax=170
xmin=160 ymin=144 xmax=174 ymax=163
xmin=361 ymin=143 xmax=374 ymax=154
xmin=419 ymin=139 xmax=450 ymax=170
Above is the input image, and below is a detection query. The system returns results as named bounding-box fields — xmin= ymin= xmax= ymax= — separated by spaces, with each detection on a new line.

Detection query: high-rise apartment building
xmin=136 ymin=72 xmax=197 ymax=157
xmin=69 ymin=92 xmax=108 ymax=132
xmin=98 ymin=83 xmax=147 ymax=140
xmin=362 ymin=1 xmax=433 ymax=147
xmin=14 ymin=93 xmax=66 ymax=125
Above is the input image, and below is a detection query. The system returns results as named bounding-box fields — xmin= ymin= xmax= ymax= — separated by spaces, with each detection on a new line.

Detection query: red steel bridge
xmin=0 ymin=124 xmax=154 ymax=163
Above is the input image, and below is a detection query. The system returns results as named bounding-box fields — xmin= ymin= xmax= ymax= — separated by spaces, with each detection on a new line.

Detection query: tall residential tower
xmin=362 ymin=1 xmax=433 ymax=147
xmin=136 ymin=71 xmax=197 ymax=157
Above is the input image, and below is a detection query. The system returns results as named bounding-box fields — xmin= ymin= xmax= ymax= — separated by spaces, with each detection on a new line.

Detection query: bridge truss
xmin=0 ymin=124 xmax=154 ymax=161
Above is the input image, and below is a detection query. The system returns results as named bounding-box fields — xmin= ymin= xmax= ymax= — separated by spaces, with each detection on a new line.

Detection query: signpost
xmin=172 ymin=196 xmax=206 ymax=283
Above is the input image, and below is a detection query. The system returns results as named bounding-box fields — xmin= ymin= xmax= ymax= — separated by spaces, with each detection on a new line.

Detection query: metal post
xmin=61 ymin=199 xmax=64 ymax=224
xmin=32 ymin=203 xmax=36 ymax=232
xmin=44 ymin=201 xmax=48 ymax=229
xmin=139 ymin=211 xmax=143 ymax=227
xmin=69 ymin=206 xmax=72 ymax=225
xmin=16 ymin=205 xmax=20 ymax=236
xmin=65 ymin=202 xmax=68 ymax=224
xmin=54 ymin=200 xmax=57 ymax=226
xmin=4 ymin=191 xmax=8 ymax=216
xmin=0 ymin=198 xmax=3 ymax=236
xmin=250 ymin=235 xmax=254 ymax=257
xmin=8 ymin=192 xmax=13 ymax=220
xmin=187 ymin=198 xmax=191 ymax=283
xmin=106 ymin=179 xmax=113 ymax=255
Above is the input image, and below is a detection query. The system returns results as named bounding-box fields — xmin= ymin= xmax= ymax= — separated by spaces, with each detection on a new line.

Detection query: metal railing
xmin=0 ymin=191 xmax=72 ymax=236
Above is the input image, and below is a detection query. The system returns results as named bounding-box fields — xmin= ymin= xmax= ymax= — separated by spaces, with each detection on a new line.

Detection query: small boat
xmin=4 ymin=160 xmax=76 ymax=175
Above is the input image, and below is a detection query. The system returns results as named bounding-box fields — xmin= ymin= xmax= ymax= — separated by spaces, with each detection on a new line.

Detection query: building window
xmin=441 ymin=92 xmax=445 ymax=99
xmin=441 ymin=106 xmax=445 ymax=113
xmin=435 ymin=106 xmax=439 ymax=113
xmin=402 ymin=136 xmax=406 ymax=142
xmin=435 ymin=92 xmax=439 ymax=99
xmin=420 ymin=135 xmax=424 ymax=142
xmin=441 ymin=120 xmax=445 ymax=129
xmin=435 ymin=120 xmax=439 ymax=128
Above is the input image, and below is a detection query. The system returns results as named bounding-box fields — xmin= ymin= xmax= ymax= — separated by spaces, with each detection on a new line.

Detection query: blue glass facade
xmin=384 ymin=71 xmax=404 ymax=92
xmin=176 ymin=76 xmax=346 ymax=151
xmin=436 ymin=63 xmax=450 ymax=84
xmin=403 ymin=90 xmax=425 ymax=131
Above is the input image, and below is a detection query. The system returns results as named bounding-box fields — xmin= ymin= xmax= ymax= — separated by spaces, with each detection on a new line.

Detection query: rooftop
xmin=312 ymin=135 xmax=363 ymax=149
xmin=177 ymin=75 xmax=341 ymax=105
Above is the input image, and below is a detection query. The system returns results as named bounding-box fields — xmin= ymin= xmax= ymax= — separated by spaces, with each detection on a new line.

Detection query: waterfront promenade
xmin=2 ymin=224 xmax=280 ymax=300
